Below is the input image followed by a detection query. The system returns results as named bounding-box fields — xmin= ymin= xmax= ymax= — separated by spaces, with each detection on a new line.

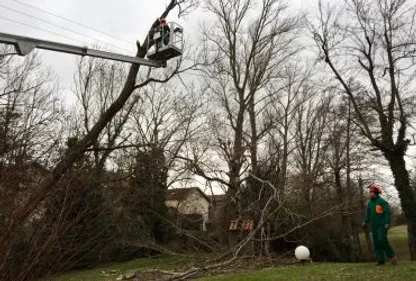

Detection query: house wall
xmin=166 ymin=199 xmax=179 ymax=208
xmin=177 ymin=190 xmax=210 ymax=231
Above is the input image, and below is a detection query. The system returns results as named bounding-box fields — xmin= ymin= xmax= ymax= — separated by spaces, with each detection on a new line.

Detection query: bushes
xmin=40 ymin=175 xmax=113 ymax=269
xmin=0 ymin=171 xmax=114 ymax=281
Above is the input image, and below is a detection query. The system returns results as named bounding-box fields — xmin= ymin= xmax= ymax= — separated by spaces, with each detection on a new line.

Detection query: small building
xmin=166 ymin=187 xmax=210 ymax=231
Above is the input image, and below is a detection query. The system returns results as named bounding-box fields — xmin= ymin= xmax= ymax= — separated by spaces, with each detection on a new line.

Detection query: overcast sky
xmin=0 ymin=0 xmax=183 ymax=100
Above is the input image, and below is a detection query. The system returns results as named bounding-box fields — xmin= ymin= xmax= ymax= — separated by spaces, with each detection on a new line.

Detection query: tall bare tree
xmin=73 ymin=57 xmax=135 ymax=173
xmin=325 ymin=97 xmax=364 ymax=261
xmin=127 ymin=82 xmax=204 ymax=233
xmin=0 ymin=51 xmax=63 ymax=280
xmin=313 ymin=0 xmax=416 ymax=258
xmin=130 ymin=83 xmax=204 ymax=175
xmin=265 ymin=64 xmax=311 ymax=193
xmin=293 ymin=94 xmax=330 ymax=207
xmin=0 ymin=55 xmax=60 ymax=165
xmin=198 ymin=0 xmax=300 ymax=215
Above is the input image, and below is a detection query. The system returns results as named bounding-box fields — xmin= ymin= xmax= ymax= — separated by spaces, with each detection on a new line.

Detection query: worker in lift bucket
xmin=156 ymin=18 xmax=170 ymax=49
xmin=362 ymin=184 xmax=397 ymax=266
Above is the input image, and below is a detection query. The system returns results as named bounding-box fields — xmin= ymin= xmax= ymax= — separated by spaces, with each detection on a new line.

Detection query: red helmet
xmin=368 ymin=183 xmax=382 ymax=194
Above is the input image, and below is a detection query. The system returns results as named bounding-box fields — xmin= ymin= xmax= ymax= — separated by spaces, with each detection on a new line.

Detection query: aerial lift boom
xmin=0 ymin=32 xmax=166 ymax=67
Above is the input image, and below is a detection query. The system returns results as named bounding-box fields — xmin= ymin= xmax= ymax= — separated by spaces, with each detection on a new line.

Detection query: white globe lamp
xmin=295 ymin=245 xmax=310 ymax=260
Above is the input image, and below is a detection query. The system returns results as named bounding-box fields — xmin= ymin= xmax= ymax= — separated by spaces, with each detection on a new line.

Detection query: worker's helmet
xmin=368 ymin=183 xmax=382 ymax=195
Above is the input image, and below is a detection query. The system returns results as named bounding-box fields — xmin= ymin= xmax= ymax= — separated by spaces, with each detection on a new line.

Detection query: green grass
xmin=44 ymin=225 xmax=412 ymax=281
xmin=359 ymin=224 xmax=408 ymax=260
xmin=197 ymin=225 xmax=412 ymax=281
xmin=388 ymin=225 xmax=408 ymax=259
xmin=196 ymin=262 xmax=416 ymax=281
xmin=42 ymin=255 xmax=194 ymax=281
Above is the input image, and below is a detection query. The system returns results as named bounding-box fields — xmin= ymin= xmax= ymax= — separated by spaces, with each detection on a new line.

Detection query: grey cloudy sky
xmin=0 ymin=0 xmax=191 ymax=101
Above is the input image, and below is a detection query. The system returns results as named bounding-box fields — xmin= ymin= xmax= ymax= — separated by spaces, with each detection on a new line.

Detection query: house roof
xmin=229 ymin=219 xmax=254 ymax=231
xmin=167 ymin=187 xmax=209 ymax=202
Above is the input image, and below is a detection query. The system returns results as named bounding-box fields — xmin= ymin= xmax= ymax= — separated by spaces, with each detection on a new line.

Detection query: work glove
xmin=362 ymin=222 xmax=368 ymax=229
xmin=385 ymin=224 xmax=390 ymax=230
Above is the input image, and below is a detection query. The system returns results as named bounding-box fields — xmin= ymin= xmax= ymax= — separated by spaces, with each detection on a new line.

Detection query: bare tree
xmin=72 ymin=56 xmax=137 ymax=174
xmin=0 ymin=57 xmax=60 ymax=164
xmin=313 ymin=0 xmax=416 ymax=258
xmin=292 ymin=93 xmax=330 ymax=207
xmin=264 ymin=64 xmax=311 ymax=193
xmin=197 ymin=0 xmax=300 ymax=218
xmin=0 ymin=51 xmax=63 ymax=280
xmin=324 ymin=97 xmax=365 ymax=261
xmin=128 ymin=83 xmax=204 ymax=179
xmin=110 ymin=82 xmax=205 ymax=243
xmin=0 ymin=50 xmax=61 ymax=180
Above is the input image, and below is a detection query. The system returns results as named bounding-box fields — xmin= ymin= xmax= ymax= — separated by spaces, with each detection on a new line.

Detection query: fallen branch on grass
xmin=116 ymin=175 xmax=344 ymax=281
xmin=116 ymin=257 xmax=238 ymax=281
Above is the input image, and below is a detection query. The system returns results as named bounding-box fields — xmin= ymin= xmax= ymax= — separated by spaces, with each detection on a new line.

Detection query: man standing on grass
xmin=363 ymin=184 xmax=397 ymax=266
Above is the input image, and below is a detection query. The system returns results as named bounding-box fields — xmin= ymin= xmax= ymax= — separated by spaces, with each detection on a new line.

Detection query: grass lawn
xmin=387 ymin=225 xmax=409 ymax=259
xmin=44 ymin=225 xmax=413 ymax=281
xmin=43 ymin=255 xmax=196 ymax=281
xmin=197 ymin=225 xmax=413 ymax=281
xmin=196 ymin=261 xmax=416 ymax=281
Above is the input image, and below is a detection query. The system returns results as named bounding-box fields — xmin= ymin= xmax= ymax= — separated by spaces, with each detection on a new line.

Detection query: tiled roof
xmin=229 ymin=219 xmax=254 ymax=231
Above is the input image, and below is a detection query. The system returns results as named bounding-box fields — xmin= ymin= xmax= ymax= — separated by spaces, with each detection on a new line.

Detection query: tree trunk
xmin=341 ymin=214 xmax=353 ymax=261
xmin=387 ymin=152 xmax=416 ymax=260
xmin=359 ymin=177 xmax=373 ymax=260
xmin=345 ymin=100 xmax=360 ymax=261
xmin=408 ymin=224 xmax=416 ymax=260
xmin=335 ymin=168 xmax=355 ymax=261
xmin=248 ymin=95 xmax=258 ymax=175
xmin=228 ymin=100 xmax=245 ymax=219
xmin=352 ymin=225 xmax=362 ymax=261
xmin=279 ymin=114 xmax=289 ymax=193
